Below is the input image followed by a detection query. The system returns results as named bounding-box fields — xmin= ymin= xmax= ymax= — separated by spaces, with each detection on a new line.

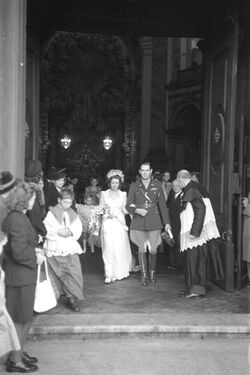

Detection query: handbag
xmin=34 ymin=258 xmax=57 ymax=313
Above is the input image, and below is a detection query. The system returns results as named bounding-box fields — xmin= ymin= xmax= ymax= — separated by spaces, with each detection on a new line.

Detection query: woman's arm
xmin=7 ymin=214 xmax=36 ymax=269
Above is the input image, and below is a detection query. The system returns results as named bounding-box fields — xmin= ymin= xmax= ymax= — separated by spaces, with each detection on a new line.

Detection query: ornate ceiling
xmin=27 ymin=0 xmax=238 ymax=42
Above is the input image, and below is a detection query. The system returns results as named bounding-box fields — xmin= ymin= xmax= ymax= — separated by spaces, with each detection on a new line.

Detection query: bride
xmin=100 ymin=170 xmax=132 ymax=284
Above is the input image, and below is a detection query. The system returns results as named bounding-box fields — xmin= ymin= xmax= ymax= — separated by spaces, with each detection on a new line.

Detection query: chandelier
xmin=60 ymin=134 xmax=72 ymax=149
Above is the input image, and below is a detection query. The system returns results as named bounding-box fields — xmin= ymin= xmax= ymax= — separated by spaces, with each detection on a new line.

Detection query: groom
xmin=126 ymin=162 xmax=171 ymax=286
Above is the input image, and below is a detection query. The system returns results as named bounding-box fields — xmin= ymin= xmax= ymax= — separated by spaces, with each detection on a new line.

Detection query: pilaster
xmin=0 ymin=0 xmax=26 ymax=177
xmin=140 ymin=37 xmax=152 ymax=161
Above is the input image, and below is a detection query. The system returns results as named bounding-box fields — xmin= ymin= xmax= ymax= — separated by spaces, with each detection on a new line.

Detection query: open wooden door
xmin=202 ymin=17 xmax=239 ymax=291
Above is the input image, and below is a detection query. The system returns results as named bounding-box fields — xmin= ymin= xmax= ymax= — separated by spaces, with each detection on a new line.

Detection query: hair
xmin=59 ymin=186 xmax=75 ymax=200
xmin=24 ymin=174 xmax=42 ymax=184
xmin=139 ymin=161 xmax=151 ymax=169
xmin=177 ymin=169 xmax=191 ymax=180
xmin=5 ymin=181 xmax=37 ymax=212
xmin=84 ymin=194 xmax=93 ymax=203
xmin=89 ymin=176 xmax=99 ymax=185
xmin=107 ymin=174 xmax=122 ymax=188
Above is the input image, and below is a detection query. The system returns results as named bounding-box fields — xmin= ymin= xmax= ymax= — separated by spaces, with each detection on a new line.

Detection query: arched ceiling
xmin=27 ymin=0 xmax=238 ymax=42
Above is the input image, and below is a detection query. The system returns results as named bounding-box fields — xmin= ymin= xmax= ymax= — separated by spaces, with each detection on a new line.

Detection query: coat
xmin=2 ymin=211 xmax=37 ymax=286
xmin=126 ymin=178 xmax=170 ymax=231
xmin=167 ymin=190 xmax=183 ymax=242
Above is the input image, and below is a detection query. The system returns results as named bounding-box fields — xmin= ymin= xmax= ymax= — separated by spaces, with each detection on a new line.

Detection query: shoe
xmin=149 ymin=271 xmax=156 ymax=284
xmin=179 ymin=290 xmax=189 ymax=296
xmin=22 ymin=352 xmax=38 ymax=365
xmin=185 ymin=293 xmax=205 ymax=298
xmin=22 ymin=352 xmax=38 ymax=364
xmin=104 ymin=277 xmax=111 ymax=284
xmin=67 ymin=296 xmax=80 ymax=312
xmin=131 ymin=265 xmax=140 ymax=272
xmin=6 ymin=360 xmax=38 ymax=373
xmin=141 ymin=272 xmax=148 ymax=287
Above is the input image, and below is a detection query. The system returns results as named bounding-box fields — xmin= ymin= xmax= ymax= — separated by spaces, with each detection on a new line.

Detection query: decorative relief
xmin=211 ymin=105 xmax=225 ymax=175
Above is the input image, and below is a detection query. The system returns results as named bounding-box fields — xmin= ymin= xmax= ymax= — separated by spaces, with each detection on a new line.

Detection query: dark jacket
xmin=44 ymin=182 xmax=61 ymax=211
xmin=2 ymin=211 xmax=37 ymax=286
xmin=126 ymin=178 xmax=170 ymax=231
xmin=167 ymin=190 xmax=183 ymax=242
xmin=27 ymin=197 xmax=47 ymax=238
xmin=181 ymin=180 xmax=206 ymax=237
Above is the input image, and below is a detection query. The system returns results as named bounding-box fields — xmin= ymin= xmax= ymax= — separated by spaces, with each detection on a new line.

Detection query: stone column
xmin=0 ymin=0 xmax=26 ymax=177
xmin=140 ymin=37 xmax=152 ymax=161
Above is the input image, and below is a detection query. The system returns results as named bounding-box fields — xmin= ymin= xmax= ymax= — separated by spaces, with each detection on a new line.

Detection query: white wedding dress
xmin=100 ymin=189 xmax=132 ymax=281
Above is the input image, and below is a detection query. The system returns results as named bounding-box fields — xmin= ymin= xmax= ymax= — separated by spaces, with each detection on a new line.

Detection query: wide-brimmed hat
xmin=50 ymin=168 xmax=67 ymax=181
xmin=25 ymin=160 xmax=42 ymax=178
xmin=0 ymin=171 xmax=17 ymax=195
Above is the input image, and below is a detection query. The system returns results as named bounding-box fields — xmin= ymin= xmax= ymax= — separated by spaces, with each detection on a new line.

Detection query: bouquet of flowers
xmin=88 ymin=204 xmax=110 ymax=236
xmin=88 ymin=203 xmax=128 ymax=235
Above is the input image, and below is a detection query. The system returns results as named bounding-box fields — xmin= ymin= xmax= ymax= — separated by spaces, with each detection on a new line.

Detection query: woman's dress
xmin=100 ymin=190 xmax=132 ymax=281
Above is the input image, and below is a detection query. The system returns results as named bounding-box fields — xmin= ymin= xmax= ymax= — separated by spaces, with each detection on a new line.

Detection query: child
xmin=0 ymin=232 xmax=21 ymax=360
xmin=43 ymin=187 xmax=84 ymax=312
xmin=76 ymin=195 xmax=95 ymax=254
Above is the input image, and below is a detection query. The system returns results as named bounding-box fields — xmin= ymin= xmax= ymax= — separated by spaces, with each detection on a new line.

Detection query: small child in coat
xmin=76 ymin=195 xmax=95 ymax=253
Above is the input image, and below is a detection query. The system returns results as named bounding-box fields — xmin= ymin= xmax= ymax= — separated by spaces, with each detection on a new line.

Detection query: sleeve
xmin=190 ymin=197 xmax=206 ymax=237
xmin=121 ymin=191 xmax=128 ymax=214
xmin=99 ymin=191 xmax=105 ymax=206
xmin=69 ymin=216 xmax=83 ymax=241
xmin=27 ymin=198 xmax=47 ymax=237
xmin=157 ymin=185 xmax=170 ymax=225
xmin=243 ymin=204 xmax=250 ymax=217
xmin=43 ymin=211 xmax=60 ymax=240
xmin=125 ymin=183 xmax=137 ymax=215
xmin=7 ymin=215 xmax=36 ymax=269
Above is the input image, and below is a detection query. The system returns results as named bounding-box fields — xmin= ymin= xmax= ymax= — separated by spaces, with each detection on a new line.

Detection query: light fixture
xmin=103 ymin=136 xmax=112 ymax=150
xmin=60 ymin=134 xmax=71 ymax=149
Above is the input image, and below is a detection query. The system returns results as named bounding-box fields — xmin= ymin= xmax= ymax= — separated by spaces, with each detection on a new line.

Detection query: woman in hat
xmin=2 ymin=182 xmax=45 ymax=373
xmin=0 ymin=171 xmax=18 ymax=229
xmin=44 ymin=167 xmax=67 ymax=211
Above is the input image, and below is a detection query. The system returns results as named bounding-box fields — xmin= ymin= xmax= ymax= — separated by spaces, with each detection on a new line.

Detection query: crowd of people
xmin=0 ymin=159 xmax=248 ymax=372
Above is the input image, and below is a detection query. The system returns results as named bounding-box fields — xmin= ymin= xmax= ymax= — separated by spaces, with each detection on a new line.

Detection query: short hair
xmin=139 ymin=161 xmax=151 ymax=169
xmin=5 ymin=181 xmax=37 ymax=212
xmin=84 ymin=194 xmax=93 ymax=203
xmin=177 ymin=169 xmax=191 ymax=180
xmin=59 ymin=186 xmax=75 ymax=200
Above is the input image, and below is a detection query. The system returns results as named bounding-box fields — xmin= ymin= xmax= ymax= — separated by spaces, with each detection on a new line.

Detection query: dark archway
xmin=167 ymin=104 xmax=202 ymax=175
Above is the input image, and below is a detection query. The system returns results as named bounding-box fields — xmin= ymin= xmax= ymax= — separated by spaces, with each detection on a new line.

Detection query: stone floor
xmin=30 ymin=247 xmax=250 ymax=338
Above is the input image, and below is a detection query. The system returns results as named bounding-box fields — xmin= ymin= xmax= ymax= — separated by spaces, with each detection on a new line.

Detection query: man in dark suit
xmin=126 ymin=162 xmax=171 ymax=286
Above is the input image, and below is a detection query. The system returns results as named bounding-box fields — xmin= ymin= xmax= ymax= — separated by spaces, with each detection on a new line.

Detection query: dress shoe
xmin=179 ymin=290 xmax=189 ymax=296
xmin=6 ymin=360 xmax=38 ymax=373
xmin=67 ymin=296 xmax=80 ymax=312
xmin=104 ymin=277 xmax=111 ymax=284
xmin=22 ymin=352 xmax=38 ymax=364
xmin=185 ymin=293 xmax=205 ymax=298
